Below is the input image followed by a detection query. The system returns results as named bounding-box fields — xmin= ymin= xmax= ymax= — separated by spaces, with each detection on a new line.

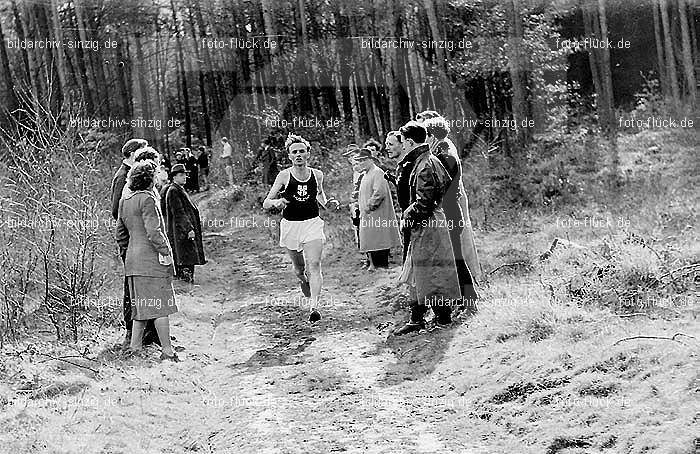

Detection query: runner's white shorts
xmin=279 ymin=216 xmax=326 ymax=252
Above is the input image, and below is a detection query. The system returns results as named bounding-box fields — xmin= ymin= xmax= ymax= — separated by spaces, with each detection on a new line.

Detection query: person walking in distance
xmin=263 ymin=134 xmax=340 ymax=322
xmin=221 ymin=137 xmax=234 ymax=186
xmin=184 ymin=148 xmax=200 ymax=193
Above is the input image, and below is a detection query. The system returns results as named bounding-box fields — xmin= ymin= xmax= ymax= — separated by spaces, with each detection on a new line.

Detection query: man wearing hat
xmin=355 ymin=148 xmax=401 ymax=270
xmin=163 ymin=164 xmax=206 ymax=283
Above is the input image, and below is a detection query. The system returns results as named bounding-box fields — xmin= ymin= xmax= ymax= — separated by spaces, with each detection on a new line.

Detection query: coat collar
xmin=124 ymin=189 xmax=155 ymax=200
xmin=399 ymin=144 xmax=429 ymax=167
xmin=172 ymin=182 xmax=195 ymax=205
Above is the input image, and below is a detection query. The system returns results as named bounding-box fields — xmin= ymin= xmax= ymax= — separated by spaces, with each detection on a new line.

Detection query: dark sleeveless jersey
xmin=281 ymin=169 xmax=320 ymax=221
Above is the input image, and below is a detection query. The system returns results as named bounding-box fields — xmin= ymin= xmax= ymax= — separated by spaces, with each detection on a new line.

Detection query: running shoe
xmin=309 ymin=309 xmax=321 ymax=323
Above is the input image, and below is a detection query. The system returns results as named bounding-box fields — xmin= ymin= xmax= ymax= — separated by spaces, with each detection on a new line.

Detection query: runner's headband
xmin=288 ymin=143 xmax=309 ymax=153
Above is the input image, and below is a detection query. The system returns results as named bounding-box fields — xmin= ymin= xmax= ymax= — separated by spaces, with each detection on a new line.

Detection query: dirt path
xmin=3 ymin=220 xmax=493 ymax=454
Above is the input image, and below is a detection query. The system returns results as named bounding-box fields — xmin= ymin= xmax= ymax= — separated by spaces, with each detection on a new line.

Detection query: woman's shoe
xmin=121 ymin=348 xmax=147 ymax=359
xmin=159 ymin=352 xmax=180 ymax=362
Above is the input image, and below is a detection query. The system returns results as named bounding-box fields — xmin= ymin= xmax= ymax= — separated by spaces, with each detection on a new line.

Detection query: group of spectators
xmin=343 ymin=111 xmax=483 ymax=335
xmin=167 ymin=146 xmax=210 ymax=193
xmin=110 ymin=139 xmax=207 ymax=361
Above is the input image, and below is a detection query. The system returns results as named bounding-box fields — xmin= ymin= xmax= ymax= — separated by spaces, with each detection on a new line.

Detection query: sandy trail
xmin=2 ymin=221 xmax=490 ymax=454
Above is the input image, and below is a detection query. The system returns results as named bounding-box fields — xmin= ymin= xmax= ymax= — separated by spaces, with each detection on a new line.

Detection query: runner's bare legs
xmin=302 ymin=239 xmax=323 ymax=309
xmin=287 ymin=248 xmax=308 ymax=290
xmin=287 ymin=239 xmax=322 ymax=311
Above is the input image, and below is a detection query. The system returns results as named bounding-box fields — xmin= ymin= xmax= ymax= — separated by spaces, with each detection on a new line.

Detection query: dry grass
xmin=0 ymin=127 xmax=697 ymax=453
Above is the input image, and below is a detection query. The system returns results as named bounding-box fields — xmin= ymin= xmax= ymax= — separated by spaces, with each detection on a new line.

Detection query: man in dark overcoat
xmin=164 ymin=164 xmax=206 ymax=282
xmin=394 ymin=122 xmax=462 ymax=336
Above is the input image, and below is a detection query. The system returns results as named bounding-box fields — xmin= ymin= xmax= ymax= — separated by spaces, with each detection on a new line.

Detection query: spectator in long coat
xmin=164 ymin=164 xmax=206 ymax=282
xmin=183 ymin=148 xmax=200 ymax=192
xmin=418 ymin=111 xmax=482 ymax=284
xmin=355 ymin=148 xmax=401 ymax=270
xmin=197 ymin=146 xmax=210 ymax=191
xmin=394 ymin=121 xmax=461 ymax=336
xmin=423 ymin=116 xmax=480 ymax=312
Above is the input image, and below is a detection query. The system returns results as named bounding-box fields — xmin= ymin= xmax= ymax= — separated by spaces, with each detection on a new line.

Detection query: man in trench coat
xmin=394 ymin=121 xmax=461 ymax=336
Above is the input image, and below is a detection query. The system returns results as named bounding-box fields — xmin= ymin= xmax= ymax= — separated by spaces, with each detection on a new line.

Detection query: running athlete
xmin=263 ymin=134 xmax=339 ymax=322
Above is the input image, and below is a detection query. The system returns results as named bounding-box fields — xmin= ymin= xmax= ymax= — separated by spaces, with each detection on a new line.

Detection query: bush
xmin=0 ymin=107 xmax=115 ymax=344
xmin=540 ymin=232 xmax=694 ymax=314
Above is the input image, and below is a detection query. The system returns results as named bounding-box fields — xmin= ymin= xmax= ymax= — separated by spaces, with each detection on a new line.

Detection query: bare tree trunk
xmin=597 ymin=0 xmax=618 ymax=184
xmin=20 ymin=4 xmax=44 ymax=111
xmin=49 ymin=0 xmax=68 ymax=110
xmin=32 ymin=4 xmax=60 ymax=111
xmin=296 ymin=0 xmax=317 ymax=115
xmin=582 ymin=0 xmax=613 ymax=134
xmin=115 ymin=38 xmax=131 ymax=119
xmin=11 ymin=0 xmax=30 ymax=89
xmin=407 ymin=49 xmax=422 ymax=116
xmin=405 ymin=8 xmax=422 ymax=116
xmin=260 ymin=0 xmax=283 ymax=112
xmin=678 ymin=0 xmax=697 ymax=105
xmin=172 ymin=0 xmax=191 ymax=148
xmin=334 ymin=7 xmax=353 ymax=123
xmin=508 ymin=0 xmax=532 ymax=150
xmin=349 ymin=72 xmax=361 ymax=141
xmin=133 ymin=33 xmax=152 ymax=141
xmin=0 ymin=18 xmax=19 ymax=115
xmin=195 ymin=3 xmax=224 ymax=122
xmin=659 ymin=0 xmax=681 ymax=107
xmin=652 ymin=0 xmax=668 ymax=96
xmin=689 ymin=1 xmax=697 ymax=67
xmin=187 ymin=7 xmax=212 ymax=146
xmin=597 ymin=0 xmax=615 ymax=135
xmin=88 ymin=25 xmax=111 ymax=115
xmin=73 ymin=0 xmax=99 ymax=114
xmin=423 ymin=0 xmax=455 ymax=121
xmin=358 ymin=58 xmax=378 ymax=137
